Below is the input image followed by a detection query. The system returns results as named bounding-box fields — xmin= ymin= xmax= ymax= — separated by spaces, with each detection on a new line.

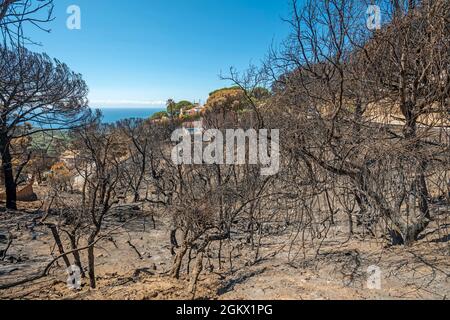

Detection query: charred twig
xmin=127 ymin=240 xmax=143 ymax=260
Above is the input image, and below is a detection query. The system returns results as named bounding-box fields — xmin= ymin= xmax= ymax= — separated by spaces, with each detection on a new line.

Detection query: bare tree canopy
xmin=0 ymin=0 xmax=54 ymax=46
xmin=0 ymin=45 xmax=90 ymax=209
xmin=258 ymin=0 xmax=450 ymax=245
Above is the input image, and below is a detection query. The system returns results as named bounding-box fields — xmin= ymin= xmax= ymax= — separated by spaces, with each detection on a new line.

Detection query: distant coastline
xmin=91 ymin=106 xmax=166 ymax=124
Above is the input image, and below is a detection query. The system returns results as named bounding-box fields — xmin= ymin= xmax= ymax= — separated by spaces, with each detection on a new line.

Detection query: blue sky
xmin=25 ymin=0 xmax=292 ymax=108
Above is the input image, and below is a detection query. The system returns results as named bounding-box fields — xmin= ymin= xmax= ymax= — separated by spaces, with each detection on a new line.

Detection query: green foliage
xmin=31 ymin=130 xmax=71 ymax=156
xmin=166 ymin=99 xmax=176 ymax=117
xmin=166 ymin=99 xmax=195 ymax=116
xmin=151 ymin=111 xmax=169 ymax=120
xmin=208 ymin=86 xmax=241 ymax=97
xmin=175 ymin=100 xmax=194 ymax=111
xmin=179 ymin=113 xmax=202 ymax=122
xmin=209 ymin=86 xmax=271 ymax=101
xmin=205 ymin=87 xmax=248 ymax=113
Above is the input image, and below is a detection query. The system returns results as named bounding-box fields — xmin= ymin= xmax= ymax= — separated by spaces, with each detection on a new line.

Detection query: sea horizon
xmin=90 ymin=106 xmax=166 ymax=123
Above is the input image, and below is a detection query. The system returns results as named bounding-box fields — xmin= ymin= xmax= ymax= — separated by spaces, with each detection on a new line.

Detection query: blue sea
xmin=93 ymin=107 xmax=166 ymax=124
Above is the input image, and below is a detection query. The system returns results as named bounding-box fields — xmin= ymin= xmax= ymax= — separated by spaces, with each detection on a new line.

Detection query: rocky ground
xmin=0 ymin=199 xmax=448 ymax=301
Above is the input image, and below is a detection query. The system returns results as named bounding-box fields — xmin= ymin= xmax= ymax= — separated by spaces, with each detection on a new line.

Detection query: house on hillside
xmin=180 ymin=104 xmax=205 ymax=118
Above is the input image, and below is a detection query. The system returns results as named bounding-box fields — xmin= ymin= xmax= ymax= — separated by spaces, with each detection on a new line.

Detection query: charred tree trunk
xmin=87 ymin=236 xmax=96 ymax=289
xmin=87 ymin=231 xmax=99 ymax=289
xmin=47 ymin=224 xmax=71 ymax=269
xmin=189 ymin=251 xmax=204 ymax=294
xmin=401 ymin=102 xmax=417 ymax=139
xmin=171 ymin=229 xmax=190 ymax=279
xmin=399 ymin=162 xmax=432 ymax=246
xmin=170 ymin=229 xmax=179 ymax=256
xmin=0 ymin=135 xmax=17 ymax=210
xmin=417 ymin=161 xmax=431 ymax=221
xmin=133 ymin=158 xmax=146 ymax=203
xmin=171 ymin=242 xmax=188 ymax=279
xmin=68 ymin=233 xmax=85 ymax=278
